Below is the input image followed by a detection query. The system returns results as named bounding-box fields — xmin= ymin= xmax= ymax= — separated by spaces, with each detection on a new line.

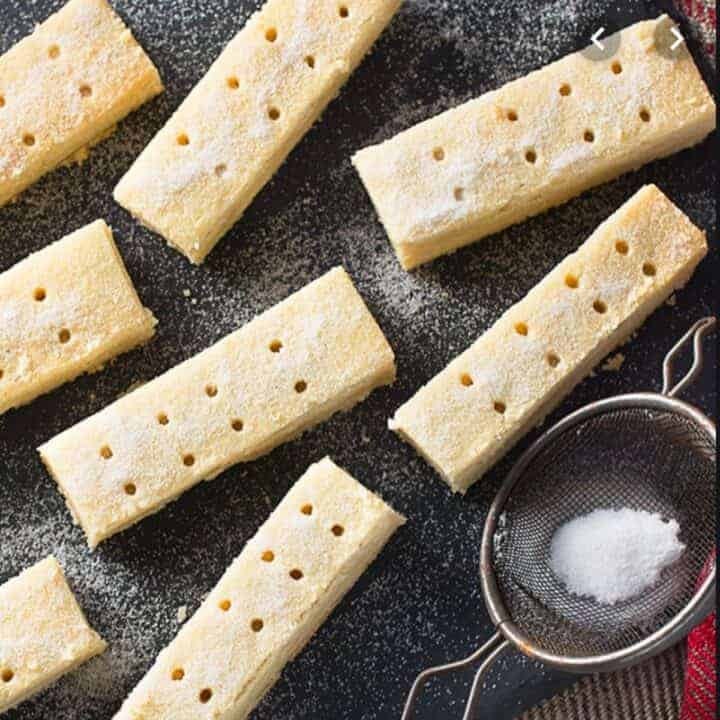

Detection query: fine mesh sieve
xmin=402 ymin=317 xmax=716 ymax=720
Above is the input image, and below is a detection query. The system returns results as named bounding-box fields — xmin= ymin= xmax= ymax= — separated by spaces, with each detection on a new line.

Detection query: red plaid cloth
xmin=675 ymin=3 xmax=716 ymax=718
xmin=676 ymin=0 xmax=717 ymax=58
xmin=681 ymin=553 xmax=717 ymax=720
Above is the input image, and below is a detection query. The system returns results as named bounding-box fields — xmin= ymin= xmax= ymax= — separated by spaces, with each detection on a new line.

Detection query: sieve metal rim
xmin=401 ymin=317 xmax=716 ymax=720
xmin=480 ymin=390 xmax=716 ymax=674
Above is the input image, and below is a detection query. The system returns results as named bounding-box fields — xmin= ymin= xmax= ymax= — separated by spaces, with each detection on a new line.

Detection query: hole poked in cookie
xmin=176 ymin=133 xmax=190 ymax=146
xmin=639 ymin=107 xmax=651 ymax=123
xmin=514 ymin=322 xmax=529 ymax=336
xmin=268 ymin=107 xmax=281 ymax=121
xmin=23 ymin=133 xmax=36 ymax=147
xmin=79 ymin=84 xmax=92 ymax=98
xmin=269 ymin=339 xmax=283 ymax=353
xmin=183 ymin=453 xmax=195 ymax=467
xmin=583 ymin=130 xmax=595 ymax=143
xmin=199 ymin=688 xmax=213 ymax=703
xmin=611 ymin=60 xmax=622 ymax=75
xmin=100 ymin=445 xmax=113 ymax=460
xmin=432 ymin=147 xmax=445 ymax=162
xmin=261 ymin=550 xmax=275 ymax=563
xmin=1 ymin=669 xmax=14 ymax=683
xmin=0 ymin=95 xmax=5 ymax=108
xmin=546 ymin=352 xmax=561 ymax=368
xmin=615 ymin=240 xmax=629 ymax=255
xmin=289 ymin=568 xmax=304 ymax=581
xmin=331 ymin=524 xmax=345 ymax=537
xmin=564 ymin=273 xmax=579 ymax=289
xmin=506 ymin=109 xmax=518 ymax=122
xmin=124 ymin=483 xmax=137 ymax=496
xmin=642 ymin=262 xmax=657 ymax=277
xmin=205 ymin=384 xmax=218 ymax=398
xmin=524 ymin=149 xmax=537 ymax=164
xmin=493 ymin=400 xmax=507 ymax=415
xmin=454 ymin=187 xmax=464 ymax=201
xmin=305 ymin=55 xmax=316 ymax=69
xmin=171 ymin=668 xmax=184 ymax=681
xmin=294 ymin=380 xmax=307 ymax=393
xmin=460 ymin=373 xmax=473 ymax=387
xmin=593 ymin=299 xmax=608 ymax=314
xmin=58 ymin=328 xmax=71 ymax=343
xmin=48 ymin=44 xmax=60 ymax=59
xmin=226 ymin=76 xmax=240 ymax=90
xmin=157 ymin=412 xmax=169 ymax=425
xmin=231 ymin=419 xmax=244 ymax=432
xmin=339 ymin=5 xmax=350 ymax=18
xmin=559 ymin=83 xmax=571 ymax=96
xmin=34 ymin=287 xmax=46 ymax=301
xmin=250 ymin=618 xmax=264 ymax=632
xmin=219 ymin=599 xmax=231 ymax=612
xmin=301 ymin=503 xmax=313 ymax=516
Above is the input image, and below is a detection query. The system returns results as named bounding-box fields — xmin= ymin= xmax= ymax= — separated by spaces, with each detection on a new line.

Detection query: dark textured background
xmin=0 ymin=1 xmax=716 ymax=718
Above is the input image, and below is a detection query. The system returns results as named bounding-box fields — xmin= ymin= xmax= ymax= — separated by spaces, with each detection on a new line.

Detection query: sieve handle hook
xmin=661 ymin=316 xmax=716 ymax=398
xmin=401 ymin=631 xmax=511 ymax=720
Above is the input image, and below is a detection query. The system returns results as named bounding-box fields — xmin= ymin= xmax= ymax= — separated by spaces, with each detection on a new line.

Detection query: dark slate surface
xmin=0 ymin=0 xmax=716 ymax=718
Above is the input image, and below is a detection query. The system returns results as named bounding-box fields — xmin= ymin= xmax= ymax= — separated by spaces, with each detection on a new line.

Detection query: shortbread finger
xmin=0 ymin=220 xmax=157 ymax=415
xmin=114 ymin=457 xmax=404 ymax=720
xmin=113 ymin=0 xmax=402 ymax=264
xmin=39 ymin=267 xmax=396 ymax=547
xmin=390 ymin=185 xmax=707 ymax=493
xmin=0 ymin=556 xmax=106 ymax=714
xmin=0 ymin=0 xmax=163 ymax=206
xmin=352 ymin=15 xmax=716 ymax=270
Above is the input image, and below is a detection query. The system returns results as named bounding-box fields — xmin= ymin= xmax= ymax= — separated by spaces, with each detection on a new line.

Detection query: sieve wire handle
xmin=401 ymin=631 xmax=512 ymax=720
xmin=661 ymin=316 xmax=716 ymax=398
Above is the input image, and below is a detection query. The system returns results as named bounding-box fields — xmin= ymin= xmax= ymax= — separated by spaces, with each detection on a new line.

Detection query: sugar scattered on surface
xmin=0 ymin=0 xmax=715 ymax=718
xmin=550 ymin=508 xmax=686 ymax=605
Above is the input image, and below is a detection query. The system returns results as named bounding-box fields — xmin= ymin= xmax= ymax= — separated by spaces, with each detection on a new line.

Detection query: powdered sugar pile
xmin=550 ymin=508 xmax=686 ymax=605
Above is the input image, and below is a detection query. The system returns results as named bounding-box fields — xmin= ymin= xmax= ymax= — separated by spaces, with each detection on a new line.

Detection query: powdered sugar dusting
xmin=0 ymin=0 xmax=715 ymax=718
xmin=353 ymin=11 xmax=714 ymax=268
xmin=0 ymin=0 xmax=161 ymax=200
xmin=549 ymin=142 xmax=596 ymax=173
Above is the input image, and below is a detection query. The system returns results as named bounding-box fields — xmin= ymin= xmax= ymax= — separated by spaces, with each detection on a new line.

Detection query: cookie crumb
xmin=601 ymin=353 xmax=625 ymax=372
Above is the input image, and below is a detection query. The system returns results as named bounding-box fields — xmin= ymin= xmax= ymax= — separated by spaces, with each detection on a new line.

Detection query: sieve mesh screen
xmin=492 ymin=405 xmax=716 ymax=658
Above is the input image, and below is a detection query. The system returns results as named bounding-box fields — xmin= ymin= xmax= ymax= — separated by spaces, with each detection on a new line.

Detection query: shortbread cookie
xmin=114 ymin=0 xmax=402 ymax=263
xmin=39 ymin=267 xmax=396 ymax=547
xmin=0 ymin=0 xmax=163 ymax=206
xmin=352 ymin=16 xmax=716 ymax=269
xmin=0 ymin=220 xmax=157 ymax=415
xmin=114 ymin=457 xmax=404 ymax=720
xmin=0 ymin=556 xmax=106 ymax=714
xmin=390 ymin=185 xmax=707 ymax=493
